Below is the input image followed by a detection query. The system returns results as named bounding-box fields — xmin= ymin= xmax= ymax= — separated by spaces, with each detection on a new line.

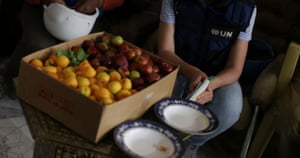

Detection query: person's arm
xmin=209 ymin=40 xmax=249 ymax=90
xmin=192 ymin=39 xmax=249 ymax=104
xmin=209 ymin=7 xmax=257 ymax=91
xmin=157 ymin=0 xmax=207 ymax=99
xmin=72 ymin=0 xmax=100 ymax=14
xmin=157 ymin=21 xmax=208 ymax=90
xmin=73 ymin=0 xmax=124 ymax=14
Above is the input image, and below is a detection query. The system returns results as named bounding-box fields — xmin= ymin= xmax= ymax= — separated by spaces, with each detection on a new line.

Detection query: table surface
xmin=0 ymin=96 xmax=280 ymax=158
xmin=21 ymin=100 xmax=132 ymax=158
xmin=21 ymin=99 xmax=169 ymax=158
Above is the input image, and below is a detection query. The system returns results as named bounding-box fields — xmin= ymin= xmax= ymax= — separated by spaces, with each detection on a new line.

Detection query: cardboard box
xmin=17 ymin=32 xmax=179 ymax=143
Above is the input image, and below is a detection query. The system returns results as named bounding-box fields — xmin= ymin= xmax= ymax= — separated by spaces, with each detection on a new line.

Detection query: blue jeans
xmin=173 ymin=75 xmax=243 ymax=146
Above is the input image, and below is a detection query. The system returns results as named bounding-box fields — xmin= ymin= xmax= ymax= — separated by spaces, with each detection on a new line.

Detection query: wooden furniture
xmin=246 ymin=41 xmax=300 ymax=158
xmin=21 ymin=101 xmax=129 ymax=158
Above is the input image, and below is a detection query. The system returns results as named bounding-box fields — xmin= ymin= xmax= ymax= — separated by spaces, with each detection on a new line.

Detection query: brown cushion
xmin=250 ymin=54 xmax=285 ymax=111
xmin=274 ymin=65 xmax=300 ymax=139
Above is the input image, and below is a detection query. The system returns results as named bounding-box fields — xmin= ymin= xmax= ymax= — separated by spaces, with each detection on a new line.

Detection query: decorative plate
xmin=114 ymin=119 xmax=184 ymax=158
xmin=154 ymin=97 xmax=218 ymax=135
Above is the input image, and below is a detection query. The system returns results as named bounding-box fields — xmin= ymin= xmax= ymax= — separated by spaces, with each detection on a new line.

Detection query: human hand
xmin=187 ymin=67 xmax=208 ymax=92
xmin=72 ymin=0 xmax=101 ymax=14
xmin=195 ymin=85 xmax=214 ymax=104
xmin=41 ymin=0 xmax=65 ymax=5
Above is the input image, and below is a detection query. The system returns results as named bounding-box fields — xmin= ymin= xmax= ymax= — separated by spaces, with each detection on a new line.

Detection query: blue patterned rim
xmin=154 ymin=97 xmax=219 ymax=135
xmin=113 ymin=119 xmax=185 ymax=158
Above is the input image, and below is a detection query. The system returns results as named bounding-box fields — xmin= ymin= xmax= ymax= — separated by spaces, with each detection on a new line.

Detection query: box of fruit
xmin=16 ymin=32 xmax=179 ymax=143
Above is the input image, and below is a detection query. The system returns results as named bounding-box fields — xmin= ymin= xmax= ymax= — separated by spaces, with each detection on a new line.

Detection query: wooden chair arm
xmin=250 ymin=41 xmax=300 ymax=110
xmin=276 ymin=41 xmax=300 ymax=96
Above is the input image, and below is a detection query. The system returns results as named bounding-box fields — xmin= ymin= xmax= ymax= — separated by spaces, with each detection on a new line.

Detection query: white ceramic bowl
xmin=154 ymin=97 xmax=219 ymax=135
xmin=114 ymin=120 xmax=184 ymax=158
xmin=43 ymin=3 xmax=99 ymax=41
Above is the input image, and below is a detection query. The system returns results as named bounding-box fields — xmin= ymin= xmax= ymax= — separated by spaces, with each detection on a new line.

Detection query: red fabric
xmin=25 ymin=0 xmax=124 ymax=10
xmin=102 ymin=0 xmax=124 ymax=11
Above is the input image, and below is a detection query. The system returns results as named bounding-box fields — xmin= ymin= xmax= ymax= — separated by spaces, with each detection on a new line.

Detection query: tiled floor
xmin=0 ymin=94 xmax=280 ymax=158
xmin=0 ymin=96 xmax=34 ymax=158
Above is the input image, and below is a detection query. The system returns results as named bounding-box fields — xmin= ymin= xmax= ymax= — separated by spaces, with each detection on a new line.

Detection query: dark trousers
xmin=0 ymin=0 xmax=23 ymax=58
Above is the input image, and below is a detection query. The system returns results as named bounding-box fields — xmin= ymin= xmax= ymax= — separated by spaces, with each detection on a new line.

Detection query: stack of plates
xmin=113 ymin=97 xmax=219 ymax=158
xmin=114 ymin=120 xmax=184 ymax=158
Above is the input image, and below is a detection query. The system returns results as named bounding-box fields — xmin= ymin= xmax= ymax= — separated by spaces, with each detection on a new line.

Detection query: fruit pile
xmin=29 ymin=34 xmax=175 ymax=105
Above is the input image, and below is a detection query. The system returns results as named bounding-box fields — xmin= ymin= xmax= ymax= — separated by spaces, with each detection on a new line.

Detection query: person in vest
xmin=0 ymin=0 xmax=124 ymax=98
xmin=157 ymin=0 xmax=257 ymax=157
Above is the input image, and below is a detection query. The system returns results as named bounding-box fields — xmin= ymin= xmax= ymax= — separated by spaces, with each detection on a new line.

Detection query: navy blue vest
xmin=174 ymin=0 xmax=255 ymax=75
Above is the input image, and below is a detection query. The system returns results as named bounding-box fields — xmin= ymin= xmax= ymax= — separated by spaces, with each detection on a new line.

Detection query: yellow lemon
xmin=121 ymin=78 xmax=132 ymax=90
xmin=77 ymin=67 xmax=96 ymax=78
xmin=95 ymin=87 xmax=112 ymax=99
xmin=108 ymin=80 xmax=122 ymax=94
xmin=63 ymin=66 xmax=75 ymax=73
xmin=78 ymin=60 xmax=91 ymax=70
xmin=78 ymin=86 xmax=91 ymax=97
xmin=109 ymin=70 xmax=121 ymax=81
xmin=56 ymin=55 xmax=70 ymax=67
xmin=86 ymin=67 xmax=97 ymax=78
xmin=97 ymin=80 xmax=108 ymax=88
xmin=116 ymin=89 xmax=132 ymax=100
xmin=43 ymin=65 xmax=57 ymax=74
xmin=62 ymin=71 xmax=76 ymax=79
xmin=90 ymin=84 xmax=101 ymax=92
xmin=77 ymin=76 xmax=90 ymax=87
xmin=96 ymin=71 xmax=110 ymax=83
xmin=96 ymin=66 xmax=108 ymax=73
xmin=56 ymin=66 xmax=63 ymax=74
xmin=64 ymin=77 xmax=78 ymax=88
xmin=100 ymin=97 xmax=115 ymax=105
xmin=89 ymin=77 xmax=97 ymax=85
xmin=30 ymin=59 xmax=43 ymax=68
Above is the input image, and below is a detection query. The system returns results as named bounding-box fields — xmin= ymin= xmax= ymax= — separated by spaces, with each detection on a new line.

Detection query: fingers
xmin=196 ymin=88 xmax=213 ymax=104
xmin=187 ymin=67 xmax=208 ymax=91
